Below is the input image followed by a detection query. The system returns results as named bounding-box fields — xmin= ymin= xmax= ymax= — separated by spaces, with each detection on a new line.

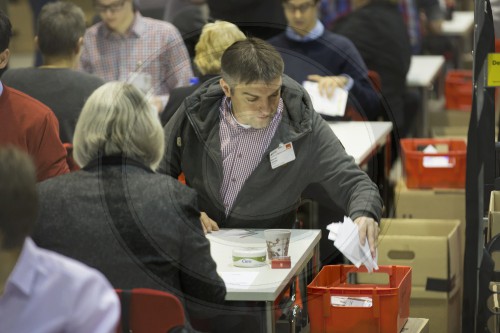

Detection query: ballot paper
xmin=211 ymin=229 xmax=258 ymax=238
xmin=302 ymin=80 xmax=348 ymax=117
xmin=327 ymin=216 xmax=378 ymax=273
xmin=220 ymin=272 xmax=259 ymax=289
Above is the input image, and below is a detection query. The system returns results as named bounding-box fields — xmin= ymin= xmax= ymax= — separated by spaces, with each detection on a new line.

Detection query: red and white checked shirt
xmin=219 ymin=96 xmax=284 ymax=215
xmin=79 ymin=12 xmax=193 ymax=96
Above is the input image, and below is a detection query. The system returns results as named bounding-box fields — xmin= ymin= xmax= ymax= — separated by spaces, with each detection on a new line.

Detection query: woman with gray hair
xmin=33 ymin=81 xmax=226 ymax=327
xmin=72 ymin=81 xmax=164 ymax=169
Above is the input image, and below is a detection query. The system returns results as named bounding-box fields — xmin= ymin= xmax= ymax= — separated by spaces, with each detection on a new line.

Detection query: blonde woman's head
xmin=194 ymin=20 xmax=246 ymax=75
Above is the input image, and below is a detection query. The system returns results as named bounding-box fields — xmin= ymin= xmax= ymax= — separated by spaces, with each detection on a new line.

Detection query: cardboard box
xmin=487 ymin=192 xmax=500 ymax=275
xmin=373 ymin=219 xmax=462 ymax=333
xmin=431 ymin=126 xmax=468 ymax=140
xmin=431 ymin=126 xmax=497 ymax=141
xmin=357 ymin=218 xmax=462 ymax=333
xmin=395 ymin=180 xmax=465 ymax=233
xmin=394 ymin=181 xmax=465 ymax=296
xmin=378 ymin=219 xmax=461 ymax=291
xmin=488 ymin=191 xmax=500 ymax=241
xmin=487 ymin=283 xmax=500 ymax=333
xmin=428 ymin=105 xmax=498 ymax=128
xmin=410 ymin=286 xmax=461 ymax=333
xmin=429 ymin=110 xmax=470 ymax=128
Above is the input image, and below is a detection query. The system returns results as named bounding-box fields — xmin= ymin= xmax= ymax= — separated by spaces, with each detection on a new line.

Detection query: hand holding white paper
xmin=327 ymin=216 xmax=379 ymax=272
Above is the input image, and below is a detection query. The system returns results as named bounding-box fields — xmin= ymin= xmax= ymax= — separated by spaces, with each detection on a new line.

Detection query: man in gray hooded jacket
xmin=161 ymin=37 xmax=382 ymax=257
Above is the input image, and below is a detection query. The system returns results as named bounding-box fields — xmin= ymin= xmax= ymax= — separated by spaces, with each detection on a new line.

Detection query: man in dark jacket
xmin=161 ymin=38 xmax=383 ymax=258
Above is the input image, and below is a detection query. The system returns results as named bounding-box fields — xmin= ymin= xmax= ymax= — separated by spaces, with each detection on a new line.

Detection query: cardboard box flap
xmin=395 ymin=179 xmax=466 ymax=196
xmin=378 ymin=219 xmax=461 ymax=292
xmin=490 ymin=191 xmax=500 ymax=211
xmin=488 ymin=191 xmax=500 ymax=240
xmin=381 ymin=219 xmax=459 ymax=236
xmin=395 ymin=180 xmax=466 ymax=222
xmin=411 ymin=285 xmax=460 ymax=299
xmin=426 ymin=275 xmax=456 ymax=293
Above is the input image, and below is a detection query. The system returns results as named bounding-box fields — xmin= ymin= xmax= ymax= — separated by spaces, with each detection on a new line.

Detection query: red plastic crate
xmin=307 ymin=265 xmax=412 ymax=333
xmin=400 ymin=139 xmax=466 ymax=189
xmin=445 ymin=70 xmax=472 ymax=111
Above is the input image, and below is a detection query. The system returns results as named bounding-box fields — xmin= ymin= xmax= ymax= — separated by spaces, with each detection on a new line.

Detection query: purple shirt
xmin=0 ymin=238 xmax=119 ymax=333
xmin=79 ymin=12 xmax=193 ymax=96
xmin=219 ymin=96 xmax=284 ymax=215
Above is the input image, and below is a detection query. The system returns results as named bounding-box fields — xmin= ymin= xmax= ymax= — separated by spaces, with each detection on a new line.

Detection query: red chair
xmin=367 ymin=70 xmax=382 ymax=93
xmin=343 ymin=70 xmax=383 ymax=121
xmin=115 ymin=288 xmax=186 ymax=333
xmin=62 ymin=143 xmax=80 ymax=172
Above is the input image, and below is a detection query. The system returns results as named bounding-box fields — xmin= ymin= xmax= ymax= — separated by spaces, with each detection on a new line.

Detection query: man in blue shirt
xmin=268 ymin=0 xmax=381 ymax=120
xmin=0 ymin=147 xmax=120 ymax=333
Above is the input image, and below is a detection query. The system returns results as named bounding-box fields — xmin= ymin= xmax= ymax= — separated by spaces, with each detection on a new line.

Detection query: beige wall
xmin=7 ymin=0 xmax=95 ymax=53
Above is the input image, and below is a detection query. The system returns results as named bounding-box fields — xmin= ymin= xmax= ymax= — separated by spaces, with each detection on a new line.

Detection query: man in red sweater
xmin=0 ymin=10 xmax=69 ymax=181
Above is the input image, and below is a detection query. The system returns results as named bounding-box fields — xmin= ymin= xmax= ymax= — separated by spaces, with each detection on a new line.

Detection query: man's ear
xmin=34 ymin=36 xmax=40 ymax=51
xmin=0 ymin=49 xmax=10 ymax=69
xmin=75 ymin=36 xmax=83 ymax=55
xmin=220 ymin=78 xmax=232 ymax=97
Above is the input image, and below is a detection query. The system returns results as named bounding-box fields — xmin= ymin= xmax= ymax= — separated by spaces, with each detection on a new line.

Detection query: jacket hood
xmin=181 ymin=74 xmax=314 ymax=143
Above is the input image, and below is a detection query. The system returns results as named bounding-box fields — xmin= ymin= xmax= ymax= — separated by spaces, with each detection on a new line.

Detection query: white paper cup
xmin=264 ymin=229 xmax=291 ymax=260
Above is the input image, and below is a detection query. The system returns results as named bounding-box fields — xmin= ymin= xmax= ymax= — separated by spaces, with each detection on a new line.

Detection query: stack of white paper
xmin=327 ymin=216 xmax=378 ymax=273
xmin=302 ymin=80 xmax=348 ymax=117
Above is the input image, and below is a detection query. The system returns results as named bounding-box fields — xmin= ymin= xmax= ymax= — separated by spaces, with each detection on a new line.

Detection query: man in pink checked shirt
xmin=79 ymin=0 xmax=193 ymax=112
xmin=161 ymin=38 xmax=382 ymax=260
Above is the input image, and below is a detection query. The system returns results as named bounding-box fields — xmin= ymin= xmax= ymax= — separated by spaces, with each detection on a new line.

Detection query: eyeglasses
xmin=95 ymin=0 xmax=126 ymax=13
xmin=283 ymin=2 xmax=316 ymax=13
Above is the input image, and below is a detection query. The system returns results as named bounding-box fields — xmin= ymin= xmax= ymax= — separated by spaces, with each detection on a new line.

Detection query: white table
xmin=330 ymin=121 xmax=393 ymax=213
xmin=329 ymin=121 xmax=393 ymax=165
xmin=406 ymin=55 xmax=446 ymax=136
xmin=407 ymin=55 xmax=446 ymax=88
xmin=441 ymin=11 xmax=474 ymax=36
xmin=207 ymin=229 xmax=321 ymax=333
xmin=441 ymin=11 xmax=474 ymax=68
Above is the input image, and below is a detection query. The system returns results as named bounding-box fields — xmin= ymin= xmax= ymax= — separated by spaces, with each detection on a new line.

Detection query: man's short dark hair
xmin=220 ymin=37 xmax=284 ymax=87
xmin=0 ymin=10 xmax=12 ymax=52
xmin=280 ymin=0 xmax=320 ymax=4
xmin=37 ymin=1 xmax=86 ymax=57
xmin=0 ymin=147 xmax=38 ymax=250
xmin=93 ymin=0 xmax=138 ymax=13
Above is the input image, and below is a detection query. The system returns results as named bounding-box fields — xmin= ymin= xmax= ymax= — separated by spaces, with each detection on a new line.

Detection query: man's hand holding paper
xmin=302 ymin=75 xmax=348 ymax=117
xmin=327 ymin=216 xmax=379 ymax=272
